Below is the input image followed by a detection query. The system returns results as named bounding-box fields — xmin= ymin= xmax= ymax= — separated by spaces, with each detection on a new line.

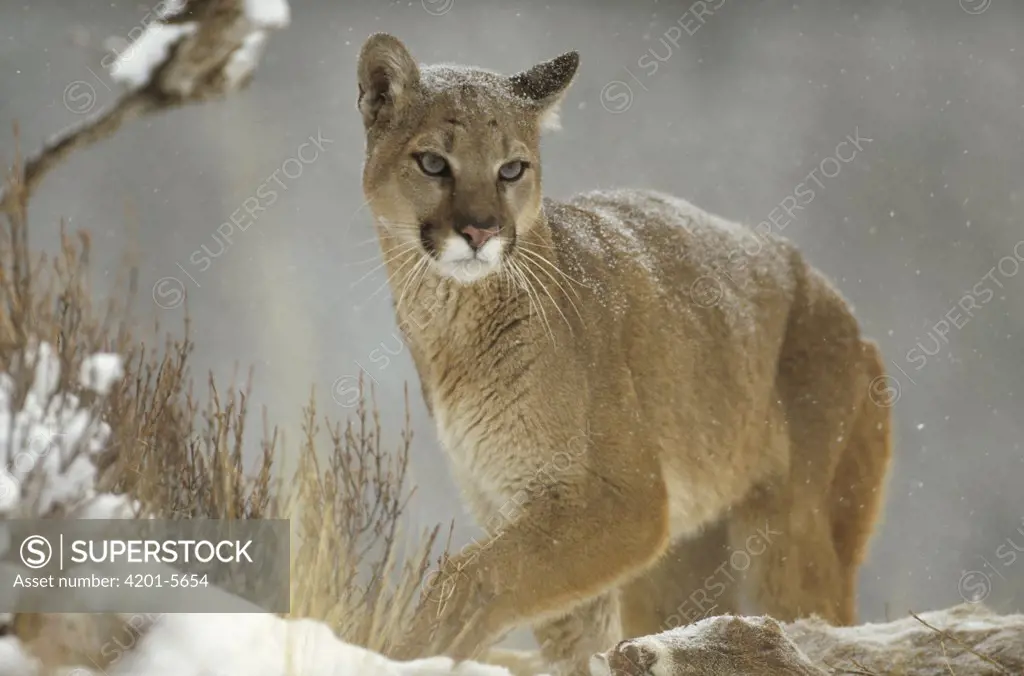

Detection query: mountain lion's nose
xmin=460 ymin=225 xmax=498 ymax=250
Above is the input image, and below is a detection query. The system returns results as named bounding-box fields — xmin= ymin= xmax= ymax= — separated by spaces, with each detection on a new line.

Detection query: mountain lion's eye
xmin=498 ymin=160 xmax=526 ymax=182
xmin=416 ymin=152 xmax=449 ymax=177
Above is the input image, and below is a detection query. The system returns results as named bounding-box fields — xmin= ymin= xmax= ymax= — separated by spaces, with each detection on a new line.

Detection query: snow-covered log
xmin=590 ymin=603 xmax=1024 ymax=675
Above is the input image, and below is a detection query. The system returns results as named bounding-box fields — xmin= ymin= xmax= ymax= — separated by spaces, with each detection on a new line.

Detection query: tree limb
xmin=1 ymin=0 xmax=289 ymax=215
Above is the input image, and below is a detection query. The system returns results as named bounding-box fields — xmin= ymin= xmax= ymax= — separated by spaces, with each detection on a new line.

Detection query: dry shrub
xmin=0 ymin=142 xmax=449 ymax=665
xmin=288 ymin=380 xmax=444 ymax=654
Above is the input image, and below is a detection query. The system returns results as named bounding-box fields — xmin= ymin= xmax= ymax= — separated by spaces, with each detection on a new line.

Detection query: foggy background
xmin=2 ymin=0 xmax=1022 ymax=648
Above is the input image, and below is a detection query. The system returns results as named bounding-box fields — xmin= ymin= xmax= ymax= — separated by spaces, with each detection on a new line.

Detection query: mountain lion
xmin=355 ymin=33 xmax=892 ymax=676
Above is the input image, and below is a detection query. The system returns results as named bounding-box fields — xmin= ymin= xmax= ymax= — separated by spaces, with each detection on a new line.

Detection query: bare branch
xmin=0 ymin=0 xmax=289 ymax=215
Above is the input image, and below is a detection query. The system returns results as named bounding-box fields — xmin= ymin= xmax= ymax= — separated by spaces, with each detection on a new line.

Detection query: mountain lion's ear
xmin=357 ymin=33 xmax=420 ymax=129
xmin=508 ymin=50 xmax=580 ymax=132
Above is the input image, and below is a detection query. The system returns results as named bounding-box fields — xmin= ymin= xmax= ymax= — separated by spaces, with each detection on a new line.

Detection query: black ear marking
xmin=508 ymin=50 xmax=580 ymax=105
xmin=507 ymin=50 xmax=579 ymax=132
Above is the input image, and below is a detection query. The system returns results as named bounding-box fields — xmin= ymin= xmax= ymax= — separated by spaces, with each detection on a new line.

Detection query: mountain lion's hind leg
xmin=729 ymin=264 xmax=888 ymax=626
xmin=619 ymin=519 xmax=739 ymax=639
xmin=729 ymin=488 xmax=851 ymax=625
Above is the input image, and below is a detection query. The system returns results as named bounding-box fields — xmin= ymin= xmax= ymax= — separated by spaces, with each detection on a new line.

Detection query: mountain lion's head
xmin=357 ymin=33 xmax=578 ymax=284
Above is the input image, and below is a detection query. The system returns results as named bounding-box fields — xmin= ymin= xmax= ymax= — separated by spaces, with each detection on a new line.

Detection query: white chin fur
xmin=435 ymin=235 xmax=502 ymax=283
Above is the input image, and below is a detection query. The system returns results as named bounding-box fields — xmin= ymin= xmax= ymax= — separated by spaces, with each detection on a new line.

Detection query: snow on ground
xmin=0 ymin=608 xmax=520 ymax=676
xmin=0 ymin=603 xmax=521 ymax=676
xmin=0 ymin=637 xmax=38 ymax=676
xmin=83 ymin=613 xmax=516 ymax=676
xmin=0 ymin=342 xmax=518 ymax=675
xmin=0 ymin=560 xmax=518 ymax=674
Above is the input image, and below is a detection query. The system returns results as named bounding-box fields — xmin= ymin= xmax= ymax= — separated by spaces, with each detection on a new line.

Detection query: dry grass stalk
xmin=286 ymin=376 xmax=445 ymax=655
xmin=909 ymin=611 xmax=1012 ymax=675
xmin=1 ymin=139 xmax=454 ymax=669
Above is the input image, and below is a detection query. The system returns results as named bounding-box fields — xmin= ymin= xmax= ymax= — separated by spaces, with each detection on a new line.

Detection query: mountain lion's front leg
xmin=397 ymin=451 xmax=671 ymax=666
xmin=533 ymin=591 xmax=622 ymax=676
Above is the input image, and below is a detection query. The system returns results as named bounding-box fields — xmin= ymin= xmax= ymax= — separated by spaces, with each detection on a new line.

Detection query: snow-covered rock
xmin=591 ymin=603 xmax=1024 ymax=675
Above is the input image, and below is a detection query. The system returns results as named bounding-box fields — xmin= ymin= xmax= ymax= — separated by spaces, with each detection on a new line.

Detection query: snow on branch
xmin=243 ymin=0 xmax=291 ymax=29
xmin=0 ymin=0 xmax=291 ymax=215
xmin=109 ymin=0 xmax=291 ymax=95
xmin=108 ymin=23 xmax=199 ymax=89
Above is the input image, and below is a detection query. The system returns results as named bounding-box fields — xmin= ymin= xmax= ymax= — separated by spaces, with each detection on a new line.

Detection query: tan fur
xmin=355 ymin=33 xmax=892 ymax=675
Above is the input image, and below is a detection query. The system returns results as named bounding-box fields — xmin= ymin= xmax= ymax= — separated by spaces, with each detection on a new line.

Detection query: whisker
xmin=518 ymin=256 xmax=571 ymax=335
xmin=366 ymin=248 xmax=422 ymax=303
xmin=349 ymin=240 xmax=421 ymax=288
xmin=377 ymin=216 xmax=428 ymax=231
xmin=521 ymin=261 xmax=583 ymax=327
xmin=502 ymin=264 xmax=526 ymax=306
xmin=518 ymin=238 xmax=559 ymax=251
xmin=407 ymin=256 xmax=440 ymax=325
xmin=339 ymin=235 xmax=386 ymax=255
xmin=517 ymin=248 xmax=585 ymax=325
xmin=509 ymin=259 xmax=553 ymax=343
xmin=343 ymin=252 xmax=388 ymax=268
xmin=499 ymin=264 xmax=514 ymax=298
xmin=379 ymin=242 xmax=425 ymax=269
xmin=505 ymin=261 xmax=537 ymax=330
xmin=351 ymin=239 xmax=420 ymax=275
xmin=503 ymin=260 xmax=526 ymax=305
xmin=356 ymin=233 xmax=386 ymax=246
xmin=516 ymin=244 xmax=591 ymax=292
xmin=395 ymin=256 xmax=429 ymax=316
